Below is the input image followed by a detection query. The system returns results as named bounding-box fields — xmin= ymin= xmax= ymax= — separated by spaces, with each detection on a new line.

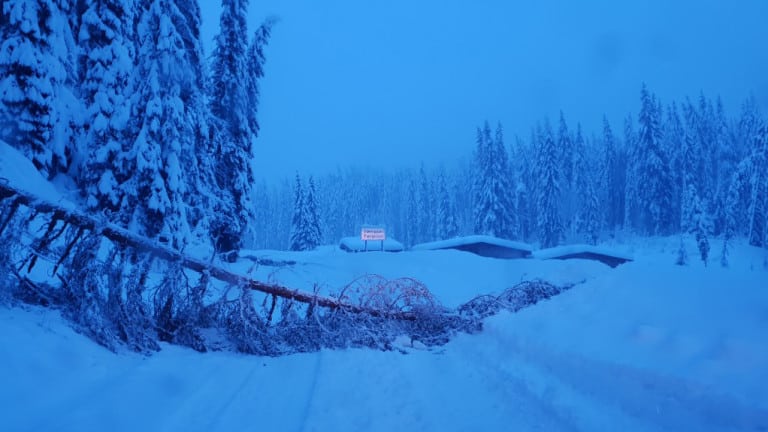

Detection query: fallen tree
xmin=0 ymin=181 xmax=573 ymax=356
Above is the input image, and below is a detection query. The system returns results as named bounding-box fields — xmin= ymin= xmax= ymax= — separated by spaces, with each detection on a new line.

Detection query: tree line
xmin=271 ymin=86 xmax=767 ymax=267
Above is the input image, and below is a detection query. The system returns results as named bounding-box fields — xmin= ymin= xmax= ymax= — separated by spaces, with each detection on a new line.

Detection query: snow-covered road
xmin=2 ymin=238 xmax=768 ymax=431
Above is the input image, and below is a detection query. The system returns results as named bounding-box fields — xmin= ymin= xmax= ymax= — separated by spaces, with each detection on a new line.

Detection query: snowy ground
xmin=2 ymin=236 xmax=767 ymax=431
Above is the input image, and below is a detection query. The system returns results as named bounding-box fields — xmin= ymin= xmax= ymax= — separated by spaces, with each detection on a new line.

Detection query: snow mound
xmin=339 ymin=236 xmax=404 ymax=252
xmin=533 ymin=244 xmax=633 ymax=267
xmin=0 ymin=140 xmax=74 ymax=209
xmin=412 ymin=235 xmax=533 ymax=259
xmin=412 ymin=235 xmax=533 ymax=252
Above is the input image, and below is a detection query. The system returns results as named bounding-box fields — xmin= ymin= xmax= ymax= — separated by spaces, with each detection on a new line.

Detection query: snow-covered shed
xmin=411 ymin=235 xmax=534 ymax=259
xmin=339 ymin=237 xmax=405 ymax=253
xmin=533 ymin=245 xmax=633 ymax=268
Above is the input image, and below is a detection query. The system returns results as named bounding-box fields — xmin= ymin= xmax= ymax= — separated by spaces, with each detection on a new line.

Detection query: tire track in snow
xmin=297 ymin=350 xmax=322 ymax=432
xmin=20 ymin=353 xmax=151 ymax=432
xmin=456 ymin=340 xmax=585 ymax=431
xmin=503 ymin=336 xmax=768 ymax=431
xmin=202 ymin=361 xmax=261 ymax=431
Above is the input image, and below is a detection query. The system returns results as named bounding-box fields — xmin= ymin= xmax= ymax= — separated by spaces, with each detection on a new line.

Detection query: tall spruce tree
xmin=572 ymin=124 xmax=588 ymax=236
xmin=210 ymin=0 xmax=270 ymax=256
xmin=558 ymin=111 xmax=574 ymax=188
xmin=131 ymin=0 xmax=201 ymax=249
xmin=603 ymin=116 xmax=625 ymax=230
xmin=536 ymin=120 xmax=562 ymax=248
xmin=575 ymin=133 xmax=602 ymax=244
xmin=288 ymin=174 xmax=322 ymax=251
xmin=623 ymin=114 xmax=640 ymax=229
xmin=0 ymin=0 xmax=79 ymax=178
xmin=304 ymin=176 xmax=322 ymax=249
xmin=696 ymin=93 xmax=718 ymax=203
xmin=636 ymin=84 xmax=674 ymax=234
xmin=289 ymin=173 xmax=305 ymax=251
xmin=512 ymin=135 xmax=532 ymax=241
xmin=664 ymin=102 xmax=685 ymax=226
xmin=473 ymin=121 xmax=514 ymax=238
xmin=416 ymin=163 xmax=433 ymax=242
xmin=472 ymin=125 xmax=488 ymax=235
xmin=747 ymin=124 xmax=768 ymax=247
xmin=176 ymin=0 xmax=216 ymax=240
xmin=245 ymin=17 xmax=275 ymax=139
xmin=405 ymin=179 xmax=419 ymax=246
xmin=436 ymin=170 xmax=459 ymax=239
xmin=77 ymin=0 xmax=136 ymax=223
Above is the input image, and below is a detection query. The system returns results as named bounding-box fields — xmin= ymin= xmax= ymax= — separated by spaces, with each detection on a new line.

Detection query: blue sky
xmin=199 ymin=0 xmax=768 ymax=181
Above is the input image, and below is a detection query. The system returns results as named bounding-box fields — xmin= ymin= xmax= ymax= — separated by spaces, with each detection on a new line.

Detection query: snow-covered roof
xmin=411 ymin=235 xmax=534 ymax=253
xmin=533 ymin=244 xmax=634 ymax=262
xmin=339 ymin=236 xmax=404 ymax=252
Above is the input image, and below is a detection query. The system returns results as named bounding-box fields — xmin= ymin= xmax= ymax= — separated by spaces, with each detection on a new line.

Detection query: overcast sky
xmin=199 ymin=0 xmax=768 ymax=181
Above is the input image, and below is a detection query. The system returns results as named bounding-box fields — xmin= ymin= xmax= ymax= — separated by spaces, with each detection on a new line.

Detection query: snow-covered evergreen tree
xmin=636 ymin=84 xmax=674 ymax=235
xmin=471 ymin=125 xmax=487 ymax=236
xmin=176 ymin=0 xmax=216 ymax=243
xmin=287 ymin=173 xmax=321 ymax=251
xmin=689 ymin=185 xmax=711 ymax=266
xmin=245 ymin=16 xmax=275 ymax=139
xmin=304 ymin=176 xmax=322 ymax=250
xmin=712 ymin=96 xmax=736 ymax=235
xmin=536 ymin=120 xmax=562 ymax=248
xmin=405 ymin=179 xmax=418 ymax=246
xmin=747 ymin=124 xmax=768 ymax=247
xmin=603 ymin=116 xmax=625 ymax=230
xmin=558 ymin=111 xmax=574 ymax=189
xmin=436 ymin=170 xmax=459 ymax=239
xmin=696 ymin=93 xmax=718 ymax=203
xmin=209 ymin=0 xmax=268 ymax=256
xmin=77 ymin=0 xmax=136 ymax=223
xmin=580 ymin=137 xmax=603 ymax=244
xmin=473 ymin=121 xmax=514 ymax=238
xmin=512 ymin=135 xmax=532 ymax=241
xmin=735 ymin=95 xmax=761 ymax=160
xmin=679 ymin=180 xmax=712 ymax=267
xmin=130 ymin=0 xmax=202 ymax=250
xmin=572 ymin=124 xmax=589 ymax=236
xmin=495 ymin=123 xmax=517 ymax=237
xmin=289 ymin=173 xmax=305 ymax=251
xmin=664 ymin=102 xmax=685 ymax=226
xmin=623 ymin=114 xmax=640 ymax=230
xmin=416 ymin=163 xmax=433 ymax=243
xmin=0 ymin=0 xmax=79 ymax=178
xmin=721 ymin=174 xmax=741 ymax=267
xmin=557 ymin=111 xmax=576 ymax=230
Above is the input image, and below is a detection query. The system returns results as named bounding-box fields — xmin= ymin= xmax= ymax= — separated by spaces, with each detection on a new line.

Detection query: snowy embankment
xmin=2 ymin=236 xmax=768 ymax=431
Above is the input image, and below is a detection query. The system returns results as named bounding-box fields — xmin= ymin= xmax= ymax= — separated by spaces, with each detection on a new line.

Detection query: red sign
xmin=361 ymin=227 xmax=386 ymax=241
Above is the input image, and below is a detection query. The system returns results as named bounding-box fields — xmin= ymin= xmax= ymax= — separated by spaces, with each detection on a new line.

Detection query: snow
xmin=533 ymin=243 xmax=634 ymax=261
xmin=0 ymin=140 xmax=75 ymax=209
xmin=411 ymin=235 xmax=534 ymax=253
xmin=2 ymin=235 xmax=767 ymax=431
xmin=339 ymin=236 xmax=404 ymax=253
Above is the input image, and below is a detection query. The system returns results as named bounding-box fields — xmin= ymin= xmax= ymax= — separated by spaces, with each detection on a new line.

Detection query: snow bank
xmin=339 ymin=236 xmax=404 ymax=252
xmin=0 ymin=140 xmax=74 ymax=209
xmin=411 ymin=235 xmax=534 ymax=253
xmin=533 ymin=244 xmax=633 ymax=261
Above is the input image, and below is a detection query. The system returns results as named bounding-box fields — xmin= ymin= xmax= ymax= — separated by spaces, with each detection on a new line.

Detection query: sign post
xmin=361 ymin=227 xmax=386 ymax=251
